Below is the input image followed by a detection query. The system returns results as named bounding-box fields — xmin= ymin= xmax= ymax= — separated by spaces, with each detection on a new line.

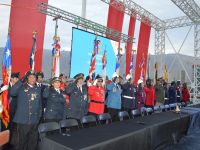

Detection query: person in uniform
xmin=144 ymin=79 xmax=155 ymax=110
xmin=121 ymin=74 xmax=137 ymax=113
xmin=59 ymin=73 xmax=69 ymax=106
xmin=8 ymin=72 xmax=20 ymax=147
xmin=168 ymin=81 xmax=177 ymax=104
xmin=136 ymin=79 xmax=146 ymax=110
xmin=9 ymin=71 xmax=42 ymax=150
xmin=65 ymin=73 xmax=88 ymax=120
xmin=176 ymin=80 xmax=182 ymax=103
xmin=43 ymin=77 xmax=67 ymax=122
xmin=36 ymin=71 xmax=47 ymax=122
xmin=154 ymin=78 xmax=165 ymax=105
xmin=106 ymin=72 xmax=122 ymax=121
xmin=88 ymin=75 xmax=105 ymax=116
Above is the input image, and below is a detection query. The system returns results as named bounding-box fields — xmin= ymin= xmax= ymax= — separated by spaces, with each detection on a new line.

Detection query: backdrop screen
xmin=70 ymin=28 xmax=119 ymax=79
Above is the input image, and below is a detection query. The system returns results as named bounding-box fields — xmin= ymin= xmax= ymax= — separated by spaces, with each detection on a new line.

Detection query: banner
xmin=9 ymin=0 xmax=48 ymax=76
xmin=134 ymin=23 xmax=151 ymax=85
xmin=126 ymin=16 xmax=136 ymax=75
xmin=107 ymin=0 xmax=124 ymax=41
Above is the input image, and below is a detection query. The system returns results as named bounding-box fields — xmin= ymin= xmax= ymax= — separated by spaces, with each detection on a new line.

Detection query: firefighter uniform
xmin=9 ymin=76 xmax=42 ymax=150
xmin=88 ymin=85 xmax=105 ymax=115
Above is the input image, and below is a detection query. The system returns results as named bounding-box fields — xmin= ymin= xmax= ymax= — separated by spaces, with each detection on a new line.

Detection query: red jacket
xmin=88 ymin=85 xmax=105 ymax=114
xmin=144 ymin=86 xmax=155 ymax=106
xmin=182 ymin=87 xmax=190 ymax=102
xmin=60 ymin=82 xmax=69 ymax=105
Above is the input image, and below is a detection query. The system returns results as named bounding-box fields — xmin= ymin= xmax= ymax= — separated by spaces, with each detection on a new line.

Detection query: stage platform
xmin=40 ymin=111 xmax=190 ymax=150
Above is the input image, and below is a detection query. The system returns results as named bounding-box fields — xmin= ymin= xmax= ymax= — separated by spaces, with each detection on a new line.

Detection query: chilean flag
xmin=29 ymin=33 xmax=37 ymax=71
xmin=129 ymin=53 xmax=134 ymax=76
xmin=52 ymin=40 xmax=60 ymax=77
xmin=1 ymin=34 xmax=11 ymax=128
xmin=115 ymin=51 xmax=122 ymax=75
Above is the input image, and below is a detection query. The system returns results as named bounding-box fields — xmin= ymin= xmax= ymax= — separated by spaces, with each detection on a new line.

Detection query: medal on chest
xmin=31 ymin=93 xmax=37 ymax=101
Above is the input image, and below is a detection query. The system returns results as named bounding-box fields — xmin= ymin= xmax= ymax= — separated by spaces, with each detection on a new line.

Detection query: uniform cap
xmin=26 ymin=70 xmax=36 ymax=77
xmin=11 ymin=72 xmax=20 ymax=78
xmin=73 ymin=73 xmax=84 ymax=81
xmin=137 ymin=79 xmax=143 ymax=85
xmin=126 ymin=74 xmax=132 ymax=81
xmin=51 ymin=77 xmax=61 ymax=83
xmin=112 ymin=72 xmax=119 ymax=79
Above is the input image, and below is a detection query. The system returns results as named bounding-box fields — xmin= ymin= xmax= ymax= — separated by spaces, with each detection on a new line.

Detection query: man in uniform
xmin=9 ymin=71 xmax=42 ymax=150
xmin=9 ymin=72 xmax=20 ymax=147
xmin=36 ymin=71 xmax=47 ymax=122
xmin=121 ymin=74 xmax=137 ymax=113
xmin=154 ymin=78 xmax=165 ymax=105
xmin=65 ymin=73 xmax=88 ymax=120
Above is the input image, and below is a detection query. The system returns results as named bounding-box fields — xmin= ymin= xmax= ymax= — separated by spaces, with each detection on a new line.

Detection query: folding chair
xmin=80 ymin=115 xmax=97 ymax=128
xmin=118 ymin=111 xmax=130 ymax=121
xmin=97 ymin=113 xmax=112 ymax=125
xmin=131 ymin=109 xmax=141 ymax=118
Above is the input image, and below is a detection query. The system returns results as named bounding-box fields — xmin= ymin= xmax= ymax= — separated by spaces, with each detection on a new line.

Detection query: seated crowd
xmin=0 ymin=71 xmax=190 ymax=150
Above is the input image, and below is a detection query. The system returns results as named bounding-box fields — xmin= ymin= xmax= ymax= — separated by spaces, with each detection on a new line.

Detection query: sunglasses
xmin=97 ymin=80 xmax=103 ymax=83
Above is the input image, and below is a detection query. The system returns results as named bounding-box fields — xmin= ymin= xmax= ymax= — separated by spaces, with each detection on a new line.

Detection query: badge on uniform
xmin=113 ymin=87 xmax=116 ymax=93
xmin=84 ymin=95 xmax=87 ymax=101
xmin=31 ymin=93 xmax=37 ymax=101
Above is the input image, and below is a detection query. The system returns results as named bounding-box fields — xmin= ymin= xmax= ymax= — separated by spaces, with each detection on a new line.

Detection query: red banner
xmin=107 ymin=0 xmax=124 ymax=42
xmin=134 ymin=23 xmax=151 ymax=85
xmin=126 ymin=16 xmax=136 ymax=75
xmin=9 ymin=0 xmax=48 ymax=76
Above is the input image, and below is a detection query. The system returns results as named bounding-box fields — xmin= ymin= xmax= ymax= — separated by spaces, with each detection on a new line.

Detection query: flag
xmin=52 ymin=36 xmax=61 ymax=77
xmin=89 ymin=36 xmax=101 ymax=79
xmin=115 ymin=49 xmax=122 ymax=75
xmin=29 ymin=32 xmax=37 ymax=71
xmin=140 ymin=54 xmax=145 ymax=80
xmin=102 ymin=50 xmax=107 ymax=79
xmin=164 ymin=64 xmax=168 ymax=82
xmin=155 ymin=63 xmax=158 ymax=81
xmin=129 ymin=51 xmax=135 ymax=76
xmin=0 ymin=33 xmax=11 ymax=128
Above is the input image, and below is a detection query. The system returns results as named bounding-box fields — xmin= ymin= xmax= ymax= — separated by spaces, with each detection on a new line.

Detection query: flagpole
xmin=52 ymin=16 xmax=60 ymax=77
xmin=31 ymin=31 xmax=37 ymax=72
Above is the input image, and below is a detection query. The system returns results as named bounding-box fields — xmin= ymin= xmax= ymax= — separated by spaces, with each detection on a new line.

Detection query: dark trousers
xmin=107 ymin=108 xmax=120 ymax=122
xmin=16 ymin=123 xmax=38 ymax=150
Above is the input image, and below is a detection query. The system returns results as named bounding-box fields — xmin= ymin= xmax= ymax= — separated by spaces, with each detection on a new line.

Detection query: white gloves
xmin=0 ymin=85 xmax=9 ymax=93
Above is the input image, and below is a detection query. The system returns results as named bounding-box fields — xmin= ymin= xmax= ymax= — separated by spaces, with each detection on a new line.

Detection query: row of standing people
xmin=1 ymin=71 xmax=190 ymax=150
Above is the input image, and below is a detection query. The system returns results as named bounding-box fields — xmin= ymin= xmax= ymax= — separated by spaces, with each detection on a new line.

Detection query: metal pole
xmin=82 ymin=0 xmax=87 ymax=19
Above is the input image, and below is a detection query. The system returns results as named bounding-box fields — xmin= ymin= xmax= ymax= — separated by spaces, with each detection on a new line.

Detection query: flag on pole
xmin=29 ymin=31 xmax=37 ymax=71
xmin=129 ymin=50 xmax=135 ymax=77
xmin=89 ymin=36 xmax=100 ymax=79
xmin=102 ymin=49 xmax=107 ymax=79
xmin=52 ymin=36 xmax=61 ymax=77
xmin=139 ymin=54 xmax=145 ymax=80
xmin=115 ymin=48 xmax=122 ymax=75
xmin=164 ymin=64 xmax=168 ymax=82
xmin=0 ymin=33 xmax=11 ymax=128
xmin=155 ymin=63 xmax=158 ymax=82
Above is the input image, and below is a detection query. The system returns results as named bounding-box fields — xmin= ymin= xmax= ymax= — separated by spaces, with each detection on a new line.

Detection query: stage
xmin=40 ymin=111 xmax=191 ymax=150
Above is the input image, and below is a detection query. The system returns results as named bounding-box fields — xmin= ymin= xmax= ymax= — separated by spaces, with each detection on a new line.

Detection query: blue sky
xmin=0 ymin=0 xmax=199 ymax=56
